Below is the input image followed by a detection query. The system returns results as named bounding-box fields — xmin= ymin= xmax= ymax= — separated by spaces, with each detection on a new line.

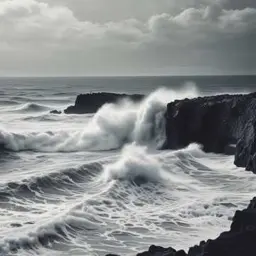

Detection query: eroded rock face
xmin=64 ymin=92 xmax=144 ymax=114
xmin=163 ymin=92 xmax=256 ymax=172
xmin=106 ymin=198 xmax=256 ymax=256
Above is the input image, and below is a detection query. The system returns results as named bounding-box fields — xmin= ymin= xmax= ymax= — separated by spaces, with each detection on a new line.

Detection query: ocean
xmin=0 ymin=76 xmax=256 ymax=256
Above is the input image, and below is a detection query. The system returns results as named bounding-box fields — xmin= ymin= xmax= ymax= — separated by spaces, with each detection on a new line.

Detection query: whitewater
xmin=0 ymin=77 xmax=256 ymax=256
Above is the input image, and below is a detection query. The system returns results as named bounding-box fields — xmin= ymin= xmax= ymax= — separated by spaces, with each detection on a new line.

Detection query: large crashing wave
xmin=101 ymin=143 xmax=207 ymax=187
xmin=0 ymin=86 xmax=198 ymax=152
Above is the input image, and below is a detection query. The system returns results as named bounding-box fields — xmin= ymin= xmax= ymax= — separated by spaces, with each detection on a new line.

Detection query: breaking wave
xmin=102 ymin=144 xmax=171 ymax=185
xmin=0 ymin=86 xmax=198 ymax=152
xmin=13 ymin=103 xmax=52 ymax=113
xmin=0 ymin=162 xmax=103 ymax=201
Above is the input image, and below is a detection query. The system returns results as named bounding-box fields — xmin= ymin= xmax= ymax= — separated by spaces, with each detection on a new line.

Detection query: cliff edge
xmin=64 ymin=92 xmax=144 ymax=114
xmin=164 ymin=92 xmax=256 ymax=173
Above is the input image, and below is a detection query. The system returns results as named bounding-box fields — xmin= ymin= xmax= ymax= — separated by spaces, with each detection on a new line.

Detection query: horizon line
xmin=0 ymin=74 xmax=255 ymax=78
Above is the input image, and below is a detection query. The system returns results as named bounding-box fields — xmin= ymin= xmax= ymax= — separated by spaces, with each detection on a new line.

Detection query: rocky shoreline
xmin=106 ymin=197 xmax=256 ymax=256
xmin=106 ymin=91 xmax=256 ymax=256
xmin=164 ymin=92 xmax=256 ymax=174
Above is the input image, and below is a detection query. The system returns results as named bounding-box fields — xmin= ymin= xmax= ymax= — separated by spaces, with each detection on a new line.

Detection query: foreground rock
xmin=64 ymin=92 xmax=144 ymax=114
xmin=106 ymin=197 xmax=256 ymax=256
xmin=163 ymin=92 xmax=256 ymax=173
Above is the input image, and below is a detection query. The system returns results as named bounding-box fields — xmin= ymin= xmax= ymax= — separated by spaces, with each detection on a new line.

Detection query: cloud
xmin=0 ymin=0 xmax=255 ymax=75
xmin=1 ymin=0 xmax=255 ymax=46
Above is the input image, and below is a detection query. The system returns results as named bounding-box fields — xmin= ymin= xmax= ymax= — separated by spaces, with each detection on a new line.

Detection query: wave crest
xmin=0 ymin=86 xmax=198 ymax=152
xmin=15 ymin=103 xmax=51 ymax=113
xmin=102 ymin=144 xmax=170 ymax=185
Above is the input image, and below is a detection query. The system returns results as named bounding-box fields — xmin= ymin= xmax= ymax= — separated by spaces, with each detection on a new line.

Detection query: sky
xmin=0 ymin=0 xmax=255 ymax=76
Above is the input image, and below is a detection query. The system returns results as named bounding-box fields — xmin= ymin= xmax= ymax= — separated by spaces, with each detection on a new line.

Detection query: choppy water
xmin=0 ymin=76 xmax=256 ymax=256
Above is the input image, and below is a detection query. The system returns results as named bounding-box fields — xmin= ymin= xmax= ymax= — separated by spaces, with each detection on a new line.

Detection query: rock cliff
xmin=164 ymin=92 xmax=256 ymax=173
xmin=64 ymin=92 xmax=144 ymax=114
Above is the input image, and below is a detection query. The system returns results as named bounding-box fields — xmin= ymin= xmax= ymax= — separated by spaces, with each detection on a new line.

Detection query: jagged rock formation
xmin=163 ymin=92 xmax=256 ymax=173
xmin=106 ymin=197 xmax=256 ymax=256
xmin=64 ymin=92 xmax=144 ymax=114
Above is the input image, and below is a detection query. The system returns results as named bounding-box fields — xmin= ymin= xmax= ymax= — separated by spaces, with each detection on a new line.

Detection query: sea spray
xmin=102 ymin=143 xmax=169 ymax=184
xmin=0 ymin=86 xmax=198 ymax=152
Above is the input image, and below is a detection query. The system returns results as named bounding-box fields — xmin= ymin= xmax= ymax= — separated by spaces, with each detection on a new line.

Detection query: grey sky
xmin=0 ymin=0 xmax=255 ymax=76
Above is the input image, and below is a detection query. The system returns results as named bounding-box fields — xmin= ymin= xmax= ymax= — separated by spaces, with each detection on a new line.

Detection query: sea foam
xmin=0 ymin=86 xmax=198 ymax=152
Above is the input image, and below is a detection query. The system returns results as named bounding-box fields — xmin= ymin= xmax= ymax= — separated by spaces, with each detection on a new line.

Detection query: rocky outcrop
xmin=50 ymin=110 xmax=62 ymax=114
xmin=64 ymin=92 xmax=144 ymax=114
xmin=106 ymin=197 xmax=256 ymax=256
xmin=163 ymin=92 xmax=256 ymax=173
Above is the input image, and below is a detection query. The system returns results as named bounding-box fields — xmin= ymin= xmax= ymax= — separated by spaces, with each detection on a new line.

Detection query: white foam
xmin=102 ymin=143 xmax=169 ymax=183
xmin=0 ymin=86 xmax=198 ymax=152
xmin=14 ymin=103 xmax=51 ymax=113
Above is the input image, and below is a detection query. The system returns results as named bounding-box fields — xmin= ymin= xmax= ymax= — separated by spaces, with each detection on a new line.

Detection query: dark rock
xmin=64 ymin=92 xmax=144 ymax=114
xmin=24 ymin=221 xmax=35 ymax=225
xmin=137 ymin=245 xmax=177 ymax=256
xmin=50 ymin=110 xmax=62 ymax=114
xmin=163 ymin=92 xmax=256 ymax=173
xmin=10 ymin=223 xmax=22 ymax=228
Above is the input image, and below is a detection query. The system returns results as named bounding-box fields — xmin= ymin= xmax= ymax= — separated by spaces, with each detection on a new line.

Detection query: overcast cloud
xmin=0 ymin=0 xmax=255 ymax=76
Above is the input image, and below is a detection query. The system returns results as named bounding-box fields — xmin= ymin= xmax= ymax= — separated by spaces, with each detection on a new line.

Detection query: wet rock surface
xmin=164 ymin=92 xmax=256 ymax=173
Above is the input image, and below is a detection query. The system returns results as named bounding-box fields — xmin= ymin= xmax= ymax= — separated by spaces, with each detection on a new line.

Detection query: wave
xmin=0 ymin=214 xmax=96 ymax=254
xmin=102 ymin=143 xmax=205 ymax=189
xmin=10 ymin=95 xmax=72 ymax=104
xmin=0 ymin=162 xmax=103 ymax=201
xmin=0 ymin=86 xmax=198 ymax=152
xmin=23 ymin=114 xmax=64 ymax=122
xmin=12 ymin=103 xmax=52 ymax=113
xmin=0 ymin=205 xmax=108 ymax=255
xmin=0 ymin=144 xmax=249 ymax=255
xmin=102 ymin=144 xmax=171 ymax=185
xmin=0 ymin=100 xmax=20 ymax=106
xmin=10 ymin=96 xmax=34 ymax=102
